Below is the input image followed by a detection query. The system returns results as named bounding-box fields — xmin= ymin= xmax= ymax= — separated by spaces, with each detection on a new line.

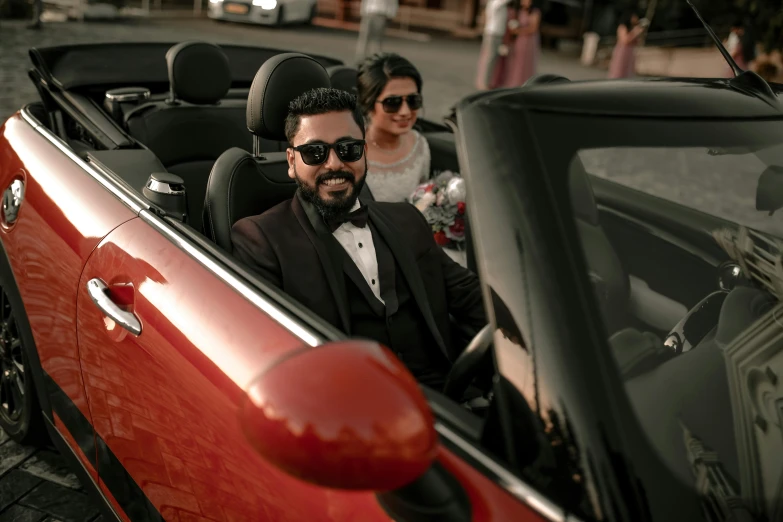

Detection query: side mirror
xmin=756 ymin=165 xmax=783 ymax=215
xmin=239 ymin=340 xmax=438 ymax=491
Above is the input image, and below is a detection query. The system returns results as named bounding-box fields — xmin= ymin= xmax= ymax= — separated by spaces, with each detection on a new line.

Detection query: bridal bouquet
xmin=408 ymin=171 xmax=467 ymax=248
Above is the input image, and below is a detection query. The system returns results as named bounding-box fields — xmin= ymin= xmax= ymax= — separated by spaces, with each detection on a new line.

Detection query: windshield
xmin=578 ymin=144 xmax=783 ymax=237
xmin=538 ymin=115 xmax=783 ymax=521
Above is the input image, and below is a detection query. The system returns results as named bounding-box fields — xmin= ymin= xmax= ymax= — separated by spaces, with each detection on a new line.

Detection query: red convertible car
xmin=0 ymin=37 xmax=781 ymax=522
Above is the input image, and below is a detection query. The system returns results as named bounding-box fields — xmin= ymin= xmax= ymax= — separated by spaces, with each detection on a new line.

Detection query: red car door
xmin=0 ymin=112 xmax=138 ymax=482
xmin=75 ymin=210 xmax=555 ymax=522
xmin=75 ymin=212 xmax=391 ymax=521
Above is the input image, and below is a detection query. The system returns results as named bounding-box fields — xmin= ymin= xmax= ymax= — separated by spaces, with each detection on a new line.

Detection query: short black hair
xmin=356 ymin=53 xmax=423 ymax=116
xmin=284 ymin=87 xmax=365 ymax=144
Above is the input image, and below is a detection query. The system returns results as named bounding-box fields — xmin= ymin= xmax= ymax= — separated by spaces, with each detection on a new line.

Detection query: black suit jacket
xmin=230 ymin=193 xmax=486 ymax=362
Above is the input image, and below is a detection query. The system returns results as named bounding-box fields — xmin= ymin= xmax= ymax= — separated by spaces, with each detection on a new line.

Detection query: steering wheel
xmin=442 ymin=324 xmax=493 ymax=401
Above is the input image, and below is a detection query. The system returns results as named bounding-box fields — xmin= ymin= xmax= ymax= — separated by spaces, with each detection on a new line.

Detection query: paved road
xmin=0 ymin=16 xmax=605 ymax=122
xmin=0 ymin=430 xmax=103 ymax=521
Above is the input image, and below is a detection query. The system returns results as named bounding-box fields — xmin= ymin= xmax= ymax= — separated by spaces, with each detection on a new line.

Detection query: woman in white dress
xmin=356 ymin=53 xmax=431 ymax=202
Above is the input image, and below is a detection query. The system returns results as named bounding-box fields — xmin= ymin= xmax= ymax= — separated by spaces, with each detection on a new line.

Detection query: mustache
xmin=316 ymin=171 xmax=355 ymax=185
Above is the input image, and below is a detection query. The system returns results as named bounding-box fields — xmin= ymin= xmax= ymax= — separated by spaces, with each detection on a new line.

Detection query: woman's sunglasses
xmin=378 ymin=93 xmax=423 ymax=113
xmin=292 ymin=139 xmax=366 ymax=166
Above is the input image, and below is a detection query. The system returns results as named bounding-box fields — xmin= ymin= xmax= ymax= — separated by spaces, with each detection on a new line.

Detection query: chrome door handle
xmin=86 ymin=278 xmax=142 ymax=335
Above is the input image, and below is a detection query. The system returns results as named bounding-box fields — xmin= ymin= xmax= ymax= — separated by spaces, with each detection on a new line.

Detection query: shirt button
xmin=358 ymin=242 xmax=363 ymax=248
xmin=372 ymin=279 xmax=376 ymax=285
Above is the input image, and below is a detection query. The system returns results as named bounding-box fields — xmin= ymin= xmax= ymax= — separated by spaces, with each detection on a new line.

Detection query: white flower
xmin=414 ymin=192 xmax=436 ymax=212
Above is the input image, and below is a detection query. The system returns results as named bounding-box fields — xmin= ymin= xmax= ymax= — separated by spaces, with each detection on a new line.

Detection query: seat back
xmin=124 ymin=41 xmax=279 ymax=231
xmin=570 ymin=158 xmax=630 ymax=334
xmin=203 ymin=148 xmax=373 ymax=246
xmin=327 ymin=65 xmax=358 ymax=94
xmin=524 ymin=73 xmax=630 ymax=333
xmin=203 ymin=53 xmax=334 ymax=250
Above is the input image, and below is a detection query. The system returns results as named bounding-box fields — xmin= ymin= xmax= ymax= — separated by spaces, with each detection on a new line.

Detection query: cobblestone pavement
xmin=0 ymin=430 xmax=103 ymax=521
xmin=0 ymin=16 xmax=605 ymax=122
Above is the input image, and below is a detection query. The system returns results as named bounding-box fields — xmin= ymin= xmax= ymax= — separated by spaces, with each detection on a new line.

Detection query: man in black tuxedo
xmin=231 ymin=87 xmax=486 ymax=390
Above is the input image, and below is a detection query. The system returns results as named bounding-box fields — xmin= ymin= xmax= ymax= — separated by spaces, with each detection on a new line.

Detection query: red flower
xmin=457 ymin=202 xmax=466 ymax=215
xmin=449 ymin=218 xmax=465 ymax=239
xmin=434 ymin=231 xmax=449 ymax=245
xmin=424 ymin=183 xmax=436 ymax=193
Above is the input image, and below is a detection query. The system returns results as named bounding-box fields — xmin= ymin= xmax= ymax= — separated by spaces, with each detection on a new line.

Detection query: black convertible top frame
xmin=28 ymin=42 xmax=344 ymax=92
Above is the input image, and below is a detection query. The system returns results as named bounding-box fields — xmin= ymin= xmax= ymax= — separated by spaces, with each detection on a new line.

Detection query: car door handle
xmin=86 ymin=278 xmax=142 ymax=336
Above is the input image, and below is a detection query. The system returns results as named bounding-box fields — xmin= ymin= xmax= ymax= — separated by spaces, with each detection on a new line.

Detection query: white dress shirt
xmin=332 ymin=201 xmax=385 ymax=304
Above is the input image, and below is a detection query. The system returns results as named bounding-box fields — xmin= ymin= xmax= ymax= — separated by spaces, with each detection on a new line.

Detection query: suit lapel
xmin=368 ymin=205 xmax=449 ymax=358
xmin=292 ymin=195 xmax=352 ymax=334
xmin=371 ymin=223 xmax=398 ymax=316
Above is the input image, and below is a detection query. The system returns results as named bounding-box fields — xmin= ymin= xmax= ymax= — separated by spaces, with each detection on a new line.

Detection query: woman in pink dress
xmin=724 ymin=18 xmax=756 ymax=77
xmin=608 ymin=11 xmax=648 ymax=79
xmin=490 ymin=0 xmax=540 ymax=88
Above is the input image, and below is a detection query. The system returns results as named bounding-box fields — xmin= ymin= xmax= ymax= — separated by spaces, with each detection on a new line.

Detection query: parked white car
xmin=208 ymin=0 xmax=317 ymax=25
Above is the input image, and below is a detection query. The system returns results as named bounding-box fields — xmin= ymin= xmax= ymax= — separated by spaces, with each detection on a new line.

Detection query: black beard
xmin=294 ymin=165 xmax=367 ymax=221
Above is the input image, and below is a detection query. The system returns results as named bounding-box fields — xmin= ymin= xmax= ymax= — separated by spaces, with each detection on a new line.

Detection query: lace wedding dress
xmin=365 ymin=131 xmax=431 ymax=203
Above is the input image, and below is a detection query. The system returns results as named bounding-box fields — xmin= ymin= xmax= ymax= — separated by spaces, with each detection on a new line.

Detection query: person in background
xmin=475 ymin=0 xmax=509 ymax=90
xmin=493 ymin=0 xmax=541 ymax=88
xmin=356 ymin=53 xmax=431 ymax=203
xmin=355 ymin=0 xmax=398 ymax=66
xmin=607 ymin=11 xmax=648 ymax=79
xmin=725 ymin=17 xmax=756 ymax=77
xmin=28 ymin=0 xmax=42 ymax=29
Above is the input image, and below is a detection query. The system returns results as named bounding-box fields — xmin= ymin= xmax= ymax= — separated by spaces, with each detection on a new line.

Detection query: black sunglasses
xmin=378 ymin=94 xmax=423 ymax=113
xmin=292 ymin=139 xmax=366 ymax=166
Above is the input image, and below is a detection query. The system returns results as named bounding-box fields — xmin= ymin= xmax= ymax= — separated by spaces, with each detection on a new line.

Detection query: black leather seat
xmin=124 ymin=41 xmax=279 ymax=231
xmin=327 ymin=65 xmax=358 ymax=94
xmin=569 ymin=159 xmax=630 ymax=335
xmin=203 ymin=53 xmax=335 ymax=251
xmin=523 ymin=73 xmax=630 ymax=334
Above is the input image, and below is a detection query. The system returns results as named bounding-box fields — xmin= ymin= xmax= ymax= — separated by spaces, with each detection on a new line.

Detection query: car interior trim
xmin=46 ymin=88 xmax=128 ymax=150
xmin=596 ymin=203 xmax=722 ymax=267
xmin=139 ymin=209 xmax=323 ymax=348
xmin=61 ymin=90 xmax=134 ymax=148
xmin=435 ymin=422 xmax=571 ymax=522
xmin=20 ymin=106 xmax=148 ymax=214
xmin=423 ymin=388 xmax=484 ymax=442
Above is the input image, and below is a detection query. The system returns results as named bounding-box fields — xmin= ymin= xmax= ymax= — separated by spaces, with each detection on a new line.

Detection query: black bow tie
xmin=326 ymin=205 xmax=369 ymax=233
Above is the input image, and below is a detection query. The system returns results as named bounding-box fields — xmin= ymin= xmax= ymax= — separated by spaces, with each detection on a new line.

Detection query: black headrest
xmin=569 ymin=157 xmax=599 ymax=226
xmin=166 ymin=42 xmax=231 ymax=105
xmin=327 ymin=65 xmax=358 ymax=94
xmin=246 ymin=53 xmax=331 ymax=141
